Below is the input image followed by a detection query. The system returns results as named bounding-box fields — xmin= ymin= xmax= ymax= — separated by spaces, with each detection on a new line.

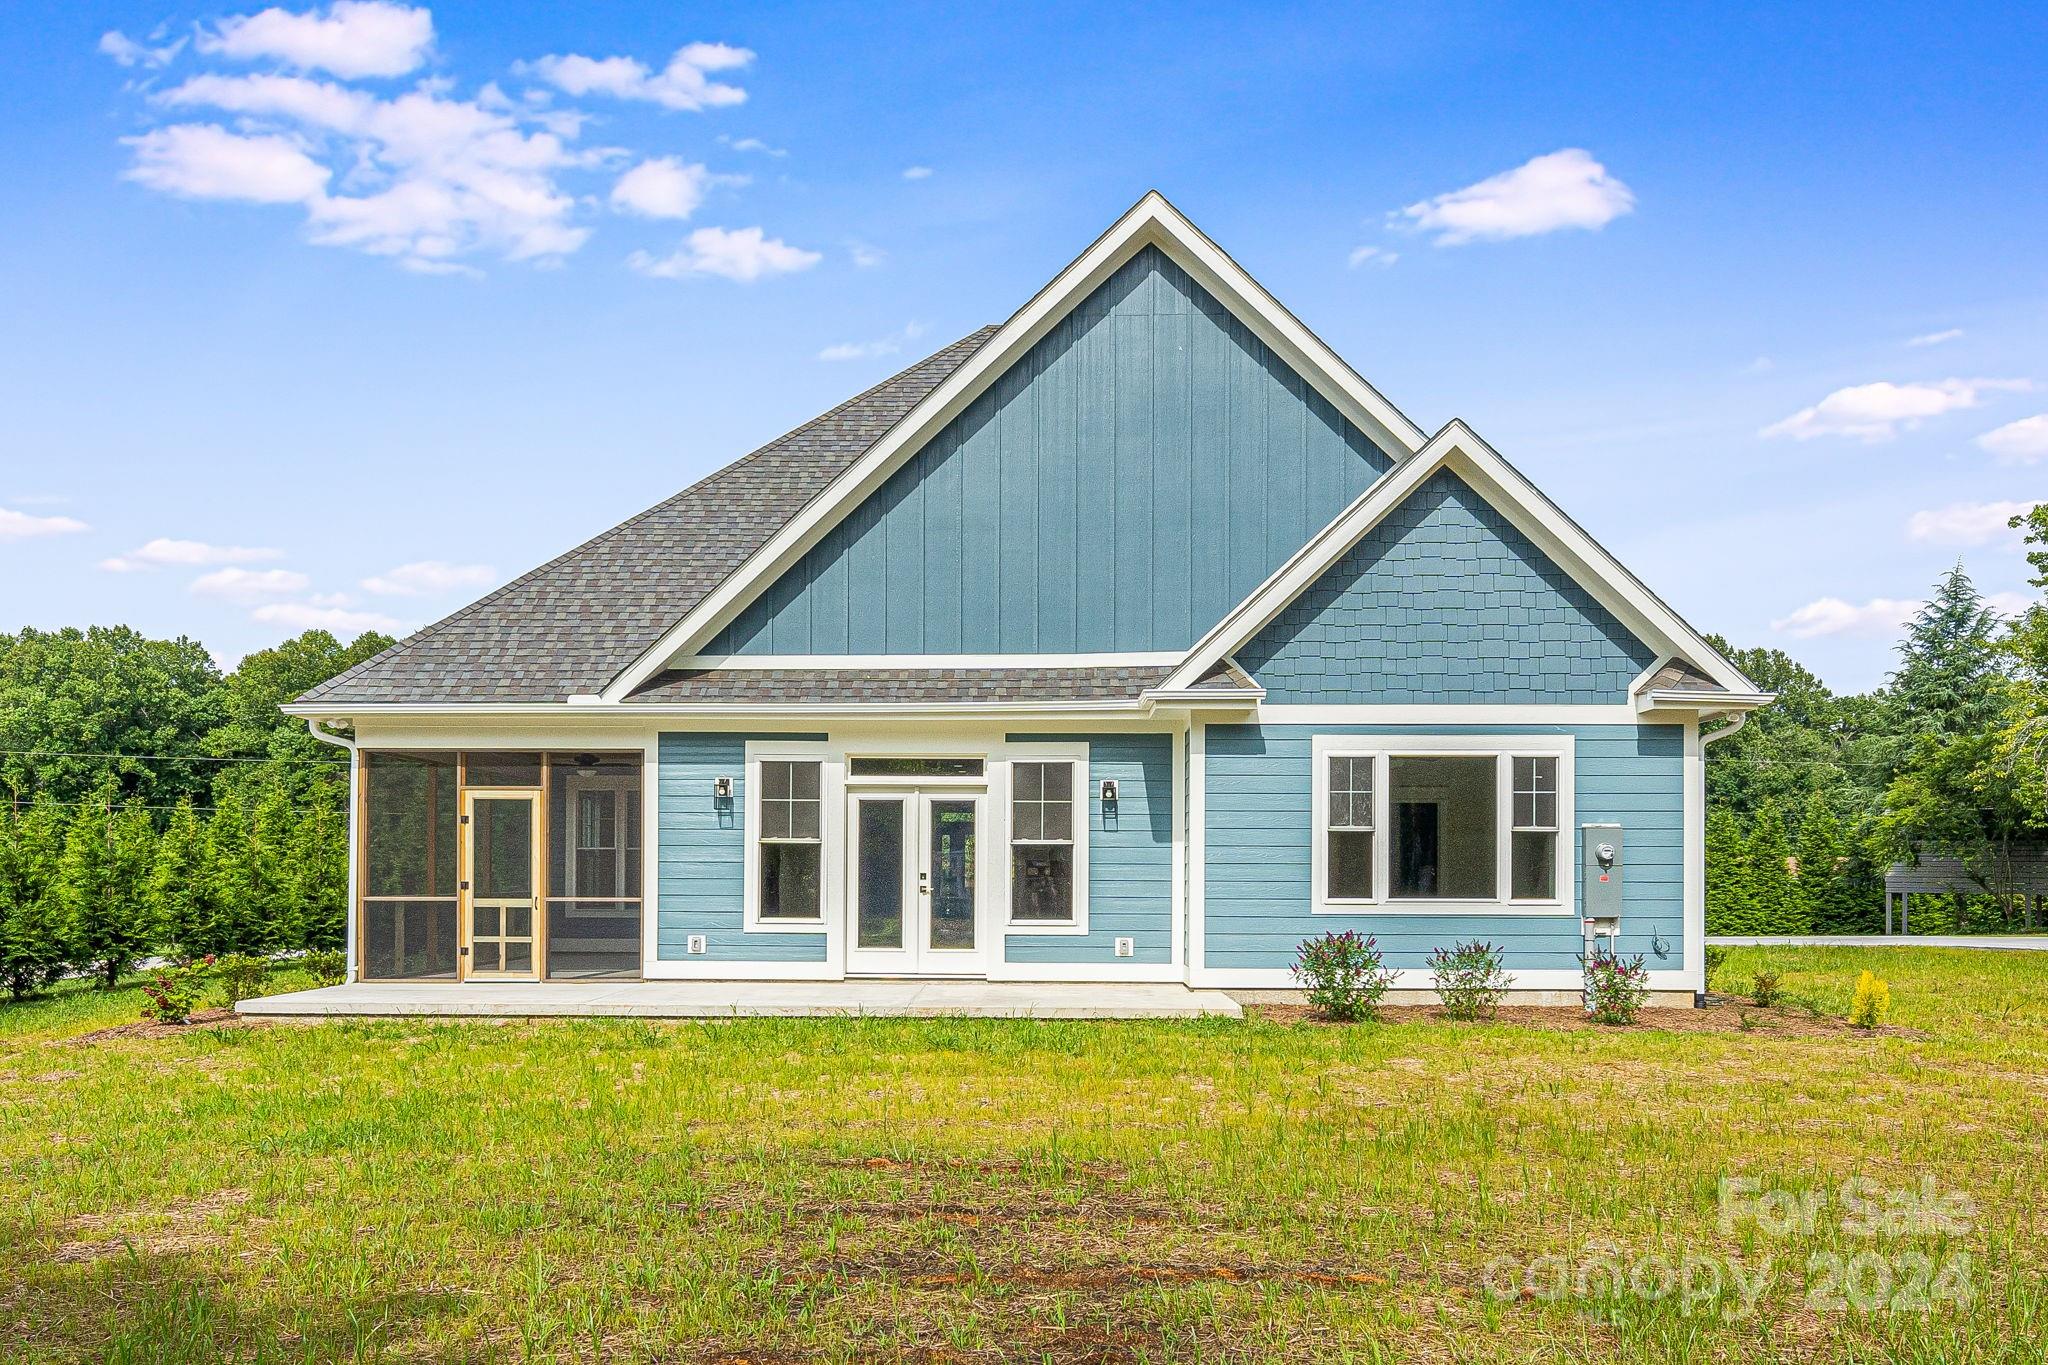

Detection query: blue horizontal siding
xmin=709 ymin=246 xmax=1396 ymax=656
xmin=1239 ymin=470 xmax=1658 ymax=704
xmin=1004 ymin=733 xmax=1173 ymax=964
xmin=1203 ymin=724 xmax=1685 ymax=972
xmin=657 ymin=732 xmax=830 ymax=962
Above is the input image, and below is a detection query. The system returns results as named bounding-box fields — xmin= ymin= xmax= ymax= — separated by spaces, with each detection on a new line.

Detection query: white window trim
xmin=742 ymin=742 xmax=838 ymax=932
xmin=998 ymin=744 xmax=1092 ymax=936
xmin=1310 ymin=733 xmax=1576 ymax=917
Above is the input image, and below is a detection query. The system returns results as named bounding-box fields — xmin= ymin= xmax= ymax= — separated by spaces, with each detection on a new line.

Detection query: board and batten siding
xmin=656 ymin=731 xmax=829 ymax=962
xmin=1238 ymin=469 xmax=1658 ymax=704
xmin=1004 ymin=733 xmax=1173 ymax=965
xmin=1203 ymin=724 xmax=1686 ymax=972
xmin=707 ymin=246 xmax=1396 ymax=657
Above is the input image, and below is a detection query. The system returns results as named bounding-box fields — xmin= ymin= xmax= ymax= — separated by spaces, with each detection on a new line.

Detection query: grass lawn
xmin=1 ymin=948 xmax=2043 ymax=1363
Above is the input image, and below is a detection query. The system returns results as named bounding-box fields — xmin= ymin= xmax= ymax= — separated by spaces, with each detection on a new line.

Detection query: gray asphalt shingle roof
xmin=297 ymin=327 xmax=999 ymax=706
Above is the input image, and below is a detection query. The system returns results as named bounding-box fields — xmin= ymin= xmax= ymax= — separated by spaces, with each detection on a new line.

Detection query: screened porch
xmin=358 ymin=750 xmax=644 ymax=982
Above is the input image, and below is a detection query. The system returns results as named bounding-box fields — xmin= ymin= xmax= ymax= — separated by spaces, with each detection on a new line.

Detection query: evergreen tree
xmin=204 ymin=789 xmax=256 ymax=955
xmin=1704 ymin=807 xmax=1748 ymax=934
xmin=57 ymin=791 xmax=147 ymax=987
xmin=288 ymin=804 xmax=347 ymax=950
xmin=148 ymin=798 xmax=214 ymax=959
xmin=249 ymin=781 xmax=299 ymax=950
xmin=1887 ymin=563 xmax=2005 ymax=747
xmin=1743 ymin=801 xmax=1802 ymax=934
xmin=1794 ymin=791 xmax=1857 ymax=933
xmin=0 ymin=798 xmax=71 ymax=995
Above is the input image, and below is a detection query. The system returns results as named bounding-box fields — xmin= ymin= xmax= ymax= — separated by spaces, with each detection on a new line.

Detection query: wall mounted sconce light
xmin=1099 ymin=778 xmax=1119 ymax=803
xmin=713 ymin=776 xmax=733 ymax=799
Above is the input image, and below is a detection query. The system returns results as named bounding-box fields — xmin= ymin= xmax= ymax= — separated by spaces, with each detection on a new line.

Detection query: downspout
xmin=305 ymin=719 xmax=360 ymax=985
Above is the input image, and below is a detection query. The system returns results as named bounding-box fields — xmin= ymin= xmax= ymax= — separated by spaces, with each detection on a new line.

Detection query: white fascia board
xmin=1639 ymin=688 xmax=1776 ymax=714
xmin=598 ymin=190 xmax=1428 ymax=703
xmin=286 ymin=700 xmax=1153 ymax=722
xmin=1160 ymin=420 xmax=1760 ymax=697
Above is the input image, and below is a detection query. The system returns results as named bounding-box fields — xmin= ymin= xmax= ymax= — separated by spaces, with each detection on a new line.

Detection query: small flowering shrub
xmin=210 ymin=953 xmax=272 ymax=1005
xmin=1583 ymin=951 xmax=1650 ymax=1026
xmin=1849 ymin=970 xmax=1891 ymax=1029
xmin=1292 ymin=931 xmax=1396 ymax=1022
xmin=140 ymin=960 xmax=209 ymax=1024
xmin=1429 ymin=940 xmax=1511 ymax=1021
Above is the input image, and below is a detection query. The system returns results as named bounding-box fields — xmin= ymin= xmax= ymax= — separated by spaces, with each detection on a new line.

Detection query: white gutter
xmin=303 ymin=719 xmax=360 ymax=985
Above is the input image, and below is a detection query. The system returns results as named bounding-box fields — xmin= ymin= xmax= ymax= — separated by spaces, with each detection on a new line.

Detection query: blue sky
xmin=2 ymin=2 xmax=2043 ymax=691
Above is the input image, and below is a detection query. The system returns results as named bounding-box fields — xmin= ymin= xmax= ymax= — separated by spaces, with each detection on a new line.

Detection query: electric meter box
xmin=1581 ymin=823 xmax=1624 ymax=920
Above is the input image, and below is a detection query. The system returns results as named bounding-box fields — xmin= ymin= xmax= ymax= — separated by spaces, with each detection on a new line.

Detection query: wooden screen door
xmin=462 ymin=790 xmax=541 ymax=980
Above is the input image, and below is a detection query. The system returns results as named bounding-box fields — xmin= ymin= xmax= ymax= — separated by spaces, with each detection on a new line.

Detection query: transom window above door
xmin=1311 ymin=737 xmax=1573 ymax=914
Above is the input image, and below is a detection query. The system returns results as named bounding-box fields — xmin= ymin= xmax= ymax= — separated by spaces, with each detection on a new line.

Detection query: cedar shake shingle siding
xmin=296 ymin=328 xmax=998 ymax=706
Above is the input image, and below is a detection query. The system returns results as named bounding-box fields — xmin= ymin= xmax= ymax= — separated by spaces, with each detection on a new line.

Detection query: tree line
xmin=0 ymin=625 xmax=391 ymax=995
xmin=1704 ymin=506 xmax=2048 ymax=935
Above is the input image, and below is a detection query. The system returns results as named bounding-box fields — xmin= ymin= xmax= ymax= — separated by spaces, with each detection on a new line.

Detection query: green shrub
xmin=1584 ymin=952 xmax=1650 ymax=1026
xmin=139 ymin=958 xmax=209 ymax=1024
xmin=1703 ymin=945 xmax=1729 ymax=989
xmin=209 ymin=953 xmax=272 ymax=1004
xmin=1292 ymin=931 xmax=1396 ymax=1022
xmin=1428 ymin=939 xmax=1510 ymax=1021
xmin=299 ymin=949 xmax=345 ymax=985
xmin=1751 ymin=969 xmax=1783 ymax=1008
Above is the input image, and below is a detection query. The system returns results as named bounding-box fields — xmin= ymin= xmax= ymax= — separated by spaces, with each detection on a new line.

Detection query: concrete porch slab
xmin=235 ymin=979 xmax=1243 ymax=1020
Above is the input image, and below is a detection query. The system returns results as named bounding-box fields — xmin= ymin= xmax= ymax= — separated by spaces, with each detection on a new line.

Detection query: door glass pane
xmin=928 ymin=799 xmax=977 ymax=950
xmin=857 ymin=801 xmax=905 ymax=949
xmin=472 ymin=941 xmax=502 ymax=973
xmin=474 ymin=904 xmax=500 ymax=936
xmin=474 ymin=800 xmax=533 ymax=898
xmin=505 ymin=905 xmax=532 ymax=937
xmin=504 ymin=941 xmax=532 ymax=974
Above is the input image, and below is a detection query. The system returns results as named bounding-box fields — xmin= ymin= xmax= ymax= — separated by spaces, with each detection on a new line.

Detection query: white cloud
xmin=1760 ymin=378 xmax=2032 ymax=442
xmin=524 ymin=42 xmax=751 ymax=111
xmin=1977 ymin=413 xmax=2048 ymax=465
xmin=252 ymin=599 xmax=405 ymax=634
xmin=609 ymin=157 xmax=710 ymax=219
xmin=148 ymin=75 xmax=601 ymax=268
xmin=100 ymin=538 xmax=283 ymax=572
xmin=190 ymin=566 xmax=311 ymax=601
xmin=1395 ymin=148 xmax=1634 ymax=246
xmin=1771 ymin=596 xmax=1920 ymax=639
xmin=361 ymin=559 xmax=496 ymax=596
xmin=198 ymin=1 xmax=433 ymax=79
xmin=1907 ymin=328 xmax=1963 ymax=347
xmin=1906 ymin=500 xmax=2043 ymax=546
xmin=818 ymin=321 xmax=927 ymax=363
xmin=0 ymin=506 xmax=89 ymax=540
xmin=848 ymin=240 xmax=885 ymax=268
xmin=628 ymin=226 xmax=821 ymax=282
xmin=721 ymin=134 xmax=786 ymax=156
xmin=1347 ymin=244 xmax=1397 ymax=268
xmin=901 ymin=165 xmax=933 ymax=180
xmin=99 ymin=29 xmax=187 ymax=69
xmin=123 ymin=124 xmax=332 ymax=204
xmin=1742 ymin=356 xmax=1775 ymax=375
xmin=1987 ymin=590 xmax=2036 ymax=619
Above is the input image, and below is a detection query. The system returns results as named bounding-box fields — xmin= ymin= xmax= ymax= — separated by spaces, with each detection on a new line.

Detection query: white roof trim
xmin=599 ymin=190 xmax=1427 ymax=702
xmin=1157 ymin=420 xmax=1762 ymax=697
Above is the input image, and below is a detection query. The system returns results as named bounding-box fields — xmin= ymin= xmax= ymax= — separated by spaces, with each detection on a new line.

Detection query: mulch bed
xmin=1248 ymin=1000 xmax=1920 ymax=1039
xmin=68 ymin=1007 xmax=275 ymax=1045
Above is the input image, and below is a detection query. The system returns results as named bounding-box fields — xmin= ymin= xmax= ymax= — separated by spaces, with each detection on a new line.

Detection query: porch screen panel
xmin=545 ymin=753 xmax=643 ymax=979
xmin=361 ymin=751 xmax=458 ymax=979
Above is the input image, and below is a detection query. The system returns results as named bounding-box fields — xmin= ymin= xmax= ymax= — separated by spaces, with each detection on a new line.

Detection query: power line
xmin=0 ymin=749 xmax=344 ymax=766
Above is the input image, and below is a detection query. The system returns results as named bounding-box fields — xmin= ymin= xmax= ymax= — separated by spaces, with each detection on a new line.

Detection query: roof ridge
xmin=300 ymin=326 xmax=997 ymax=704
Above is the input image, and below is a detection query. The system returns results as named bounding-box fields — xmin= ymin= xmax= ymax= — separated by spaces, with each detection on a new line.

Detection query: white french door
xmin=845 ymin=788 xmax=987 ymax=976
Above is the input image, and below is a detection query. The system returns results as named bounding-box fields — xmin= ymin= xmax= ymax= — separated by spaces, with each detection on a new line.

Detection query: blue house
xmin=288 ymin=193 xmax=1769 ymax=1002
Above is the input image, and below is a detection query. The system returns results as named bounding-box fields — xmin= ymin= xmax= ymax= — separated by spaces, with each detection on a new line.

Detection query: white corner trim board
xmin=600 ymin=191 xmax=1429 ymax=703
